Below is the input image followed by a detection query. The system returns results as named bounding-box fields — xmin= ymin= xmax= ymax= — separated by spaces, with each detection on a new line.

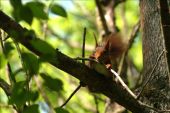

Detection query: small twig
xmin=60 ymin=28 xmax=87 ymax=107
xmin=110 ymin=69 xmax=137 ymax=99
xmin=137 ymin=50 xmax=166 ymax=99
xmin=95 ymin=0 xmax=110 ymax=35
xmin=80 ymin=27 xmax=87 ymax=87
xmin=82 ymin=27 xmax=86 ymax=64
xmin=60 ymin=85 xmax=81 ymax=108
xmin=93 ymin=32 xmax=98 ymax=48
xmin=118 ymin=20 xmax=140 ymax=78
xmin=126 ymin=20 xmax=140 ymax=52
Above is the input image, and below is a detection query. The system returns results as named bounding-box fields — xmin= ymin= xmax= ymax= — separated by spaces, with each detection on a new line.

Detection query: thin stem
xmin=60 ymin=85 xmax=81 ymax=108
xmin=82 ymin=27 xmax=86 ymax=64
xmin=111 ymin=69 xmax=137 ymax=99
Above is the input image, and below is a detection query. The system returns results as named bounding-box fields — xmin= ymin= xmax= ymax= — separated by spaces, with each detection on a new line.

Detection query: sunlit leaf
xmin=55 ymin=107 xmax=69 ymax=113
xmin=40 ymin=73 xmax=63 ymax=92
xmin=0 ymin=53 xmax=7 ymax=69
xmin=26 ymin=1 xmax=48 ymax=20
xmin=50 ymin=4 xmax=67 ymax=18
xmin=21 ymin=52 xmax=39 ymax=75
xmin=23 ymin=104 xmax=40 ymax=113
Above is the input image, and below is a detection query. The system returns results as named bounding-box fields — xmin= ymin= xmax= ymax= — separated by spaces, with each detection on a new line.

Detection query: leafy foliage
xmin=50 ymin=4 xmax=67 ymax=18
xmin=26 ymin=1 xmax=48 ymax=20
xmin=23 ymin=104 xmax=40 ymax=113
xmin=21 ymin=52 xmax=39 ymax=76
xmin=9 ymin=82 xmax=28 ymax=108
xmin=40 ymin=73 xmax=63 ymax=92
xmin=4 ymin=42 xmax=15 ymax=58
xmin=55 ymin=107 xmax=70 ymax=113
xmin=8 ymin=81 xmax=39 ymax=107
xmin=30 ymin=38 xmax=55 ymax=56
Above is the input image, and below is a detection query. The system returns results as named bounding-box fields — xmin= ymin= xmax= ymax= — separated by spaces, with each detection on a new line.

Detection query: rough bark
xmin=140 ymin=0 xmax=170 ymax=111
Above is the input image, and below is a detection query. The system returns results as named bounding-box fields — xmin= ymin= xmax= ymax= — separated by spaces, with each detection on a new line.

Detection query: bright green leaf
xmin=0 ymin=53 xmax=7 ymax=69
xmin=55 ymin=107 xmax=69 ymax=113
xmin=26 ymin=1 xmax=48 ymax=20
xmin=40 ymin=73 xmax=63 ymax=92
xmin=50 ymin=4 xmax=67 ymax=18
xmin=23 ymin=104 xmax=40 ymax=113
xmin=21 ymin=52 xmax=39 ymax=75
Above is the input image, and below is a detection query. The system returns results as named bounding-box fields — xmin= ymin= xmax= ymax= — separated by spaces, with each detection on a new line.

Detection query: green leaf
xmin=9 ymin=0 xmax=22 ymax=9
xmin=8 ymin=81 xmax=28 ymax=107
xmin=23 ymin=104 xmax=40 ymax=113
xmin=26 ymin=1 xmax=48 ymax=20
xmin=40 ymin=73 xmax=63 ymax=92
xmin=12 ymin=8 xmax=21 ymax=22
xmin=55 ymin=107 xmax=69 ymax=113
xmin=21 ymin=52 xmax=39 ymax=75
xmin=10 ymin=0 xmax=23 ymax=22
xmin=20 ymin=5 xmax=33 ymax=25
xmin=9 ymin=82 xmax=39 ymax=107
xmin=4 ymin=42 xmax=14 ymax=58
xmin=0 ymin=53 xmax=7 ymax=69
xmin=29 ymin=91 xmax=39 ymax=102
xmin=50 ymin=4 xmax=67 ymax=18
xmin=30 ymin=38 xmax=55 ymax=56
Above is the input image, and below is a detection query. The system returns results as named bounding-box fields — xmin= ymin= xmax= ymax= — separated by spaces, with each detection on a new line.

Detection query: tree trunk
xmin=140 ymin=0 xmax=170 ymax=111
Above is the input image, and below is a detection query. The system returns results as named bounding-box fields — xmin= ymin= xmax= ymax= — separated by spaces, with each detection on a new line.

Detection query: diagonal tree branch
xmin=0 ymin=10 xmax=150 ymax=113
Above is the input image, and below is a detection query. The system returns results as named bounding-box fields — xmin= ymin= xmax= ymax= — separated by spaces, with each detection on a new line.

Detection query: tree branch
xmin=0 ymin=10 xmax=150 ymax=113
